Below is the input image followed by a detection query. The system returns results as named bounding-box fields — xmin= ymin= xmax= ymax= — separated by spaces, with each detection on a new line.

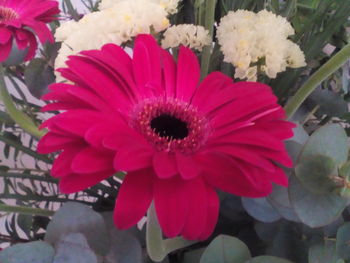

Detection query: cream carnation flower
xmin=99 ymin=0 xmax=180 ymax=14
xmin=55 ymin=0 xmax=170 ymax=81
xmin=217 ymin=9 xmax=306 ymax=81
xmin=161 ymin=24 xmax=211 ymax=51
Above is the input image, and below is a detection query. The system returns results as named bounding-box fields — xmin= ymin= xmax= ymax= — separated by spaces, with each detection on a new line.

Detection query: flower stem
xmin=284 ymin=43 xmax=350 ymax=118
xmin=146 ymin=203 xmax=196 ymax=262
xmin=0 ymin=65 xmax=46 ymax=138
xmin=0 ymin=204 xmax=55 ymax=217
xmin=200 ymin=0 xmax=217 ymax=80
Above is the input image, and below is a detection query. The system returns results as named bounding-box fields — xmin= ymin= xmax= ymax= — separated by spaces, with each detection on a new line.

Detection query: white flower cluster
xmin=55 ymin=0 xmax=173 ymax=81
xmin=217 ymin=9 xmax=306 ymax=81
xmin=161 ymin=24 xmax=211 ymax=51
xmin=99 ymin=0 xmax=180 ymax=14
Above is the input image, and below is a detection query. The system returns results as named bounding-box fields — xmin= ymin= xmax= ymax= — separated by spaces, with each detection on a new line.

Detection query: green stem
xmin=0 ymin=204 xmax=55 ymax=217
xmin=284 ymin=43 xmax=350 ymax=118
xmin=0 ymin=65 xmax=46 ymax=138
xmin=200 ymin=0 xmax=217 ymax=80
xmin=146 ymin=203 xmax=196 ymax=262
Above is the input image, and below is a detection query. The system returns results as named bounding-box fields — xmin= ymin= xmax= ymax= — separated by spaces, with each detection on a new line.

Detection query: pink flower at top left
xmin=0 ymin=0 xmax=60 ymax=62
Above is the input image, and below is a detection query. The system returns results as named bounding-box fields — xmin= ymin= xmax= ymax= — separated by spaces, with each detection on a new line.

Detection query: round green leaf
xmin=298 ymin=124 xmax=348 ymax=165
xmin=295 ymin=155 xmax=338 ymax=194
xmin=289 ymin=175 xmax=347 ymax=227
xmin=45 ymin=202 xmax=110 ymax=256
xmin=335 ymin=223 xmax=350 ymax=260
xmin=53 ymin=233 xmax=97 ymax=263
xmin=245 ymin=256 xmax=293 ymax=263
xmin=104 ymin=228 xmax=142 ymax=263
xmin=241 ymin=197 xmax=281 ymax=223
xmin=268 ymin=185 xmax=300 ymax=222
xmin=0 ymin=241 xmax=54 ymax=263
xmin=3 ymin=42 xmax=28 ymax=66
xmin=200 ymin=235 xmax=251 ymax=263
xmin=24 ymin=58 xmax=55 ymax=99
xmin=308 ymin=243 xmax=338 ymax=263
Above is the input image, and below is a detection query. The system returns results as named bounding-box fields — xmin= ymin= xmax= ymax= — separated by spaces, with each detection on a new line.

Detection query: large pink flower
xmin=0 ymin=0 xmax=59 ymax=62
xmin=38 ymin=34 xmax=295 ymax=240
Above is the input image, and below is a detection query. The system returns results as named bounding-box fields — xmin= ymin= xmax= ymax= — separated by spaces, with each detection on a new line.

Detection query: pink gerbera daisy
xmin=38 ymin=34 xmax=295 ymax=240
xmin=0 ymin=0 xmax=60 ymax=62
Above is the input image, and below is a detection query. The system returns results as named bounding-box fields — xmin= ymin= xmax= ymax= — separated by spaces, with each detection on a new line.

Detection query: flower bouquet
xmin=0 ymin=0 xmax=350 ymax=262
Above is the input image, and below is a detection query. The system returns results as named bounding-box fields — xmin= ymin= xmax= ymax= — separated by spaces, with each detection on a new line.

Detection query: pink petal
xmin=191 ymin=71 xmax=232 ymax=108
xmin=71 ymin=146 xmax=114 ymax=174
xmin=209 ymin=145 xmax=277 ymax=172
xmin=133 ymin=34 xmax=162 ymax=96
xmin=153 ymin=152 xmax=178 ymax=179
xmin=37 ymin=132 xmax=79 ymax=154
xmin=113 ymin=146 xmax=153 ymax=171
xmin=269 ymin=166 xmax=289 ymax=187
xmin=176 ymin=153 xmax=202 ymax=179
xmin=0 ymin=40 xmax=12 ymax=62
xmin=154 ymin=176 xmax=189 ymax=238
xmin=51 ymin=143 xmax=85 ymax=178
xmin=0 ymin=27 xmax=12 ymax=44
xmin=175 ymin=46 xmax=200 ymax=101
xmin=182 ymin=177 xmax=207 ymax=240
xmin=59 ymin=170 xmax=114 ymax=194
xmin=198 ymin=185 xmax=219 ymax=240
xmin=198 ymin=153 xmax=272 ymax=197
xmin=114 ymin=169 xmax=154 ymax=229
xmin=160 ymin=48 xmax=177 ymax=98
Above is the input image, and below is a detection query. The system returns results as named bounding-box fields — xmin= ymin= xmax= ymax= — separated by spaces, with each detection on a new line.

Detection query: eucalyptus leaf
xmin=308 ymin=243 xmax=338 ymax=263
xmin=200 ymin=235 xmax=251 ymax=263
xmin=298 ymin=124 xmax=348 ymax=165
xmin=53 ymin=233 xmax=97 ymax=263
xmin=245 ymin=255 xmax=293 ymax=263
xmin=308 ymin=87 xmax=348 ymax=118
xmin=267 ymin=184 xmax=300 ymax=222
xmin=335 ymin=223 xmax=350 ymax=261
xmin=3 ymin=42 xmax=28 ymax=66
xmin=295 ymin=155 xmax=338 ymax=194
xmin=104 ymin=228 xmax=142 ymax=263
xmin=289 ymin=175 xmax=346 ymax=228
xmin=45 ymin=202 xmax=110 ymax=256
xmin=0 ymin=241 xmax=54 ymax=263
xmin=241 ymin=197 xmax=281 ymax=223
xmin=24 ymin=58 xmax=55 ymax=99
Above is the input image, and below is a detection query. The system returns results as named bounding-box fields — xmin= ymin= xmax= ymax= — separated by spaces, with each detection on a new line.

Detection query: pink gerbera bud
xmin=0 ymin=0 xmax=60 ymax=62
xmin=38 ymin=34 xmax=295 ymax=240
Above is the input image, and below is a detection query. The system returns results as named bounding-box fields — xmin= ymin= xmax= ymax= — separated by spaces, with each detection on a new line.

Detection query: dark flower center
xmin=151 ymin=114 xmax=189 ymax=140
xmin=0 ymin=7 xmax=18 ymax=22
xmin=132 ymin=98 xmax=209 ymax=153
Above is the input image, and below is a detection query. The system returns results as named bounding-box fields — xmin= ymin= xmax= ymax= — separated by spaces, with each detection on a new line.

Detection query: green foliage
xmin=45 ymin=202 xmax=110 ymax=256
xmin=200 ymin=235 xmax=251 ymax=263
xmin=0 ymin=241 xmax=55 ymax=263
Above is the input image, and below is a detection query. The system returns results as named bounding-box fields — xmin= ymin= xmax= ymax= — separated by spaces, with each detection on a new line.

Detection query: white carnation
xmin=99 ymin=0 xmax=180 ymax=14
xmin=217 ymin=9 xmax=306 ymax=81
xmin=55 ymin=0 xmax=170 ymax=81
xmin=161 ymin=24 xmax=211 ymax=51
